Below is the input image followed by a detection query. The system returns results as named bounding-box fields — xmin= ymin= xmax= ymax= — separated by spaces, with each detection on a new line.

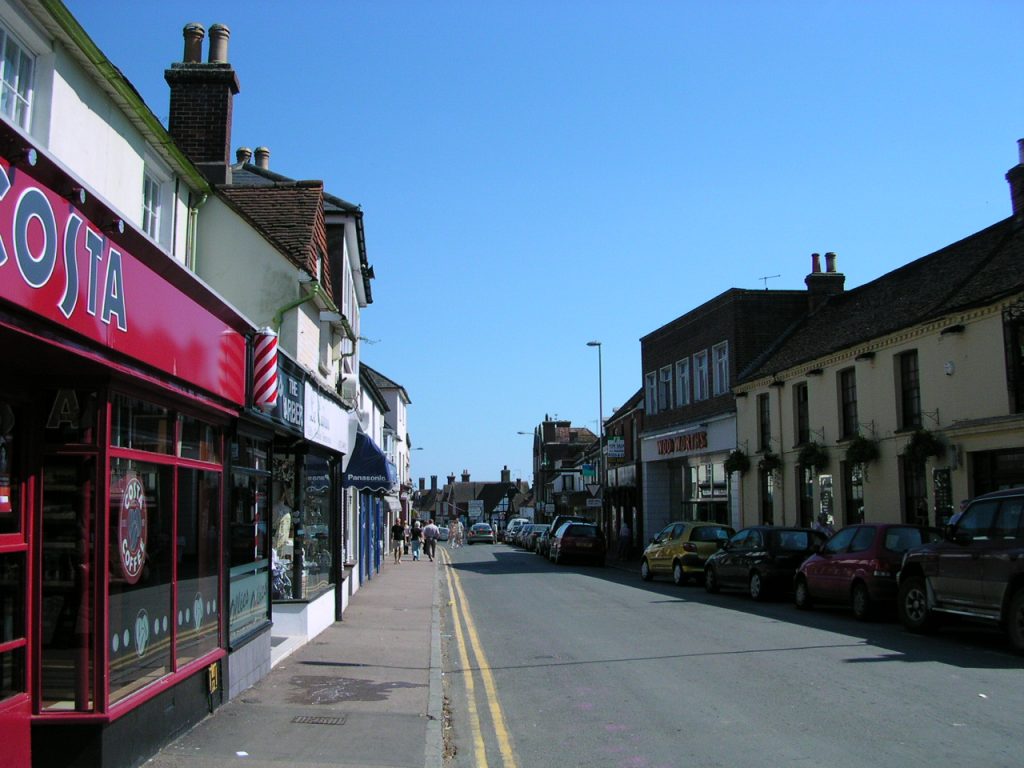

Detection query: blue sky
xmin=66 ymin=1 xmax=1023 ymax=486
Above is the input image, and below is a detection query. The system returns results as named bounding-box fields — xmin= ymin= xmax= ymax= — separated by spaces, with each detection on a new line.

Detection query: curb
xmin=425 ymin=555 xmax=444 ymax=766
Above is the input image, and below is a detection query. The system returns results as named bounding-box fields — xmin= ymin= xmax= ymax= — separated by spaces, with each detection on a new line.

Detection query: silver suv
xmin=897 ymin=488 xmax=1024 ymax=653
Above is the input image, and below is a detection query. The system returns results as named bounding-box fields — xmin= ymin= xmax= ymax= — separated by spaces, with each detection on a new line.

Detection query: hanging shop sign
xmin=304 ymin=380 xmax=354 ymax=455
xmin=262 ymin=357 xmax=304 ymax=434
xmin=0 ymin=154 xmax=246 ymax=404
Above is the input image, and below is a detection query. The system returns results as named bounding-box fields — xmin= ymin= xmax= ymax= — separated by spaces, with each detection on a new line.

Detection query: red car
xmin=549 ymin=522 xmax=606 ymax=566
xmin=795 ymin=523 xmax=941 ymax=620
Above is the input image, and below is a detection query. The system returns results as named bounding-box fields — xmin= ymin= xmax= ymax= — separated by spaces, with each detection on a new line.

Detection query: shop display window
xmin=110 ymin=395 xmax=173 ymax=455
xmin=228 ymin=436 xmax=270 ymax=643
xmin=179 ymin=415 xmax=221 ymax=463
xmin=271 ymin=454 xmax=334 ymax=602
xmin=0 ymin=401 xmax=19 ymax=535
xmin=301 ymin=456 xmax=332 ymax=597
xmin=0 ymin=552 xmax=26 ymax=700
xmin=175 ymin=469 xmax=220 ymax=666
xmin=107 ymin=459 xmax=173 ymax=703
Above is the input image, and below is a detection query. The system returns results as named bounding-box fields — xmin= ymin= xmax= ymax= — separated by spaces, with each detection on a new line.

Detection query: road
xmin=439 ymin=542 xmax=1024 ymax=768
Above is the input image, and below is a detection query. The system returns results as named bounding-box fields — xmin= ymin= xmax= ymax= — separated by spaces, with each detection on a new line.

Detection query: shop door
xmin=0 ymin=397 xmax=30 ymax=767
xmin=39 ymin=456 xmax=96 ymax=713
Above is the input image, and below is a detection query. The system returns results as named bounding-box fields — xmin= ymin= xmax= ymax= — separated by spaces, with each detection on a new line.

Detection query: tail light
xmin=871 ymin=559 xmax=895 ymax=578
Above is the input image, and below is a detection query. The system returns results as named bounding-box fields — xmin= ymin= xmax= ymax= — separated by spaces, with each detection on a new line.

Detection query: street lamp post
xmin=586 ymin=341 xmax=605 ymax=532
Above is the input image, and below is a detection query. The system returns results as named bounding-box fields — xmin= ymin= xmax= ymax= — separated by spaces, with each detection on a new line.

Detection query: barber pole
xmin=253 ymin=328 xmax=279 ymax=412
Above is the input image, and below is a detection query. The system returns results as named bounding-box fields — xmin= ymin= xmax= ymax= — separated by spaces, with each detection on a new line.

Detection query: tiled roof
xmin=217 ymin=181 xmax=333 ymax=300
xmin=743 ymin=217 xmax=1024 ymax=380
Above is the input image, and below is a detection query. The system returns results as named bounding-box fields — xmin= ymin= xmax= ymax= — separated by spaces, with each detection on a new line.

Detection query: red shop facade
xmin=0 ymin=128 xmax=250 ymax=767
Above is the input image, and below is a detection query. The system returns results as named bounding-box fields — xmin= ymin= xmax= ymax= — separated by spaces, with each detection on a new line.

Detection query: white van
xmin=504 ymin=517 xmax=530 ymax=543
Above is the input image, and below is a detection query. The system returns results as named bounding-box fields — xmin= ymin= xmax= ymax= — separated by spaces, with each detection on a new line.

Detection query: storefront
xmin=641 ymin=416 xmax=738 ymax=536
xmin=343 ymin=432 xmax=396 ymax=584
xmin=0 ymin=137 xmax=250 ymax=767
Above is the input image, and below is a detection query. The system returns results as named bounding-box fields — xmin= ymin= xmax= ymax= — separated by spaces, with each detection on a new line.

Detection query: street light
xmin=586 ymin=341 xmax=604 ymax=531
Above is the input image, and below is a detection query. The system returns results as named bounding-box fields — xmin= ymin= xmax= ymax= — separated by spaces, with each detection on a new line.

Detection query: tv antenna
xmin=759 ymin=274 xmax=780 ymax=290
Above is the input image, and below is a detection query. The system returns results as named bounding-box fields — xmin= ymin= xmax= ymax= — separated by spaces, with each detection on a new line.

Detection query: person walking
xmin=449 ymin=519 xmax=462 ymax=549
xmin=390 ymin=519 xmax=405 ymax=564
xmin=409 ymin=520 xmax=423 ymax=561
xmin=617 ymin=519 xmax=631 ymax=561
xmin=423 ymin=519 xmax=440 ymax=561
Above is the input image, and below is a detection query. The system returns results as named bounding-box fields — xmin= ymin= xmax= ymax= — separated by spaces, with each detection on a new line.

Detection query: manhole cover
xmin=292 ymin=715 xmax=347 ymax=726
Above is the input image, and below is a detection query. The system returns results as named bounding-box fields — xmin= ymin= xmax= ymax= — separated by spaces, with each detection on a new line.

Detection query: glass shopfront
xmin=227 ymin=434 xmax=270 ymax=644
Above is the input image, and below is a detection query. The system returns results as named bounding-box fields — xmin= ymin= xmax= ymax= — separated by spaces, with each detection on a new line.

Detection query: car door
xmin=647 ymin=523 xmax=675 ymax=574
xmin=838 ymin=526 xmax=877 ymax=596
xmin=714 ymin=529 xmax=749 ymax=586
xmin=740 ymin=529 xmax=767 ymax=584
xmin=659 ymin=523 xmax=686 ymax=572
xmin=806 ymin=526 xmax=857 ymax=600
xmin=933 ymin=500 xmax=998 ymax=607
xmin=982 ymin=497 xmax=1024 ymax=612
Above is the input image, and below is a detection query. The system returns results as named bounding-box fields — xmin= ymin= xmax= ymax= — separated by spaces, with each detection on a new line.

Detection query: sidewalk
xmin=146 ymin=553 xmax=442 ymax=768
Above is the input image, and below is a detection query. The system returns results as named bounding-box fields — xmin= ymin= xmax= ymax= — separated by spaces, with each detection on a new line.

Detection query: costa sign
xmin=657 ymin=431 xmax=708 ymax=456
xmin=0 ymin=156 xmax=246 ymax=405
xmin=118 ymin=474 xmax=148 ymax=584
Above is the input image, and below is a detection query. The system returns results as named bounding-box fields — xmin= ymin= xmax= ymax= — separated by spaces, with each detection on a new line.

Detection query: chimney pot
xmin=811 ymin=252 xmax=821 ymax=273
xmin=825 ymin=252 xmax=837 ymax=273
xmin=208 ymin=23 xmax=230 ymax=64
xmin=182 ymin=23 xmax=205 ymax=63
xmin=430 ymin=475 xmax=438 ymax=491
xmin=235 ymin=146 xmax=252 ymax=164
xmin=254 ymin=146 xmax=270 ymax=170
xmin=1006 ymin=140 xmax=1024 ymax=218
xmin=1018 ymin=138 xmax=1024 ymax=165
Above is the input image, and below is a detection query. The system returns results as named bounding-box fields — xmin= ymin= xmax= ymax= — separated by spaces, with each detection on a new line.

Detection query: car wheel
xmin=704 ymin=566 xmax=719 ymax=594
xmin=640 ymin=558 xmax=653 ymax=582
xmin=851 ymin=583 xmax=873 ymax=621
xmin=1006 ymin=588 xmax=1024 ymax=654
xmin=672 ymin=561 xmax=688 ymax=586
xmin=897 ymin=575 xmax=937 ymax=633
xmin=794 ymin=577 xmax=813 ymax=610
xmin=749 ymin=571 xmax=766 ymax=601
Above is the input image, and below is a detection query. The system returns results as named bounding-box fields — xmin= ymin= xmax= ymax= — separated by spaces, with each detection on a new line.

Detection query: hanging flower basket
xmin=903 ymin=429 xmax=945 ymax=464
xmin=724 ymin=449 xmax=751 ymax=475
xmin=758 ymin=452 xmax=781 ymax=473
xmin=845 ymin=434 xmax=880 ymax=466
xmin=798 ymin=442 xmax=830 ymax=473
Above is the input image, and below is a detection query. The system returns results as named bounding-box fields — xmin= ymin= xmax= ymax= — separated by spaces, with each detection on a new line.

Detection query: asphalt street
xmin=440 ymin=542 xmax=1024 ymax=768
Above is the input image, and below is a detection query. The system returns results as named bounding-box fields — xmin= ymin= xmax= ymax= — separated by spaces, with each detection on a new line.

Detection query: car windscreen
xmin=883 ymin=526 xmax=937 ymax=552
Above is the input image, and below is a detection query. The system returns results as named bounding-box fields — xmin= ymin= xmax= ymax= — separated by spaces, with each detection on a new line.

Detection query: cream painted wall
xmin=735 ymin=301 xmax=1021 ymax=528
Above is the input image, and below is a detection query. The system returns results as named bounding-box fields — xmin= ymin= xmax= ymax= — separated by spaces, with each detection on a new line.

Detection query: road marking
xmin=442 ymin=551 xmax=489 ymax=768
xmin=443 ymin=548 xmax=519 ymax=768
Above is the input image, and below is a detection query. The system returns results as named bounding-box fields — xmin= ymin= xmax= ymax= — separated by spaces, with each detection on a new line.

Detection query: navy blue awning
xmin=342 ymin=431 xmax=397 ymax=492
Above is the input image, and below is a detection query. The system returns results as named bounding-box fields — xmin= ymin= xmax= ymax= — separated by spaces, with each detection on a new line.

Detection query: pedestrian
xmin=410 ymin=520 xmax=423 ymax=561
xmin=403 ymin=521 xmax=410 ymax=555
xmin=390 ymin=518 xmax=405 ymax=564
xmin=617 ymin=519 xmax=631 ymax=561
xmin=449 ymin=519 xmax=462 ymax=549
xmin=423 ymin=518 xmax=440 ymax=561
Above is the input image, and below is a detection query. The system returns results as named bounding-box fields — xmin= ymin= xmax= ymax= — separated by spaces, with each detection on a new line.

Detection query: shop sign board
xmin=304 ymin=380 xmax=353 ymax=455
xmin=0 ymin=156 xmax=246 ymax=404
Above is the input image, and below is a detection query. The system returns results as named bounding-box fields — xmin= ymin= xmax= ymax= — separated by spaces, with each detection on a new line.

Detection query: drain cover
xmin=292 ymin=715 xmax=347 ymax=726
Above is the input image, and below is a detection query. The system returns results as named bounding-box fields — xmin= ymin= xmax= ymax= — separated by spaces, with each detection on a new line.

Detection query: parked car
xmin=535 ymin=526 xmax=552 ymax=558
xmin=897 ymin=488 xmax=1024 ymax=652
xmin=467 ymin=522 xmax=495 ymax=544
xmin=549 ymin=522 xmax=606 ymax=566
xmin=438 ymin=526 xmax=450 ymax=542
xmin=504 ymin=518 xmax=530 ymax=544
xmin=547 ymin=515 xmax=590 ymax=544
xmin=514 ymin=524 xmax=534 ymax=548
xmin=794 ymin=523 xmax=941 ymax=620
xmin=704 ymin=526 xmax=826 ymax=601
xmin=640 ymin=521 xmax=734 ymax=585
xmin=524 ymin=524 xmax=549 ymax=552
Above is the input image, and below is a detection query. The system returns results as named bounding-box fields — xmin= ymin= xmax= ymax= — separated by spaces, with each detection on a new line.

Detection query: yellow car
xmin=640 ymin=521 xmax=735 ymax=585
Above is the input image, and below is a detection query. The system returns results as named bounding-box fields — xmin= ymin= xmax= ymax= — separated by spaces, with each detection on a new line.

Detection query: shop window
xmin=175 ymin=469 xmax=221 ymax=666
xmin=107 ymin=459 xmax=174 ymax=703
xmin=901 ymin=457 xmax=927 ymax=526
xmin=228 ymin=436 xmax=270 ymax=642
xmin=179 ymin=414 xmax=221 ymax=463
xmin=111 ymin=395 xmax=173 ymax=455
xmin=0 ymin=552 xmax=26 ymax=700
xmin=301 ymin=456 xmax=333 ymax=597
xmin=759 ymin=468 xmax=774 ymax=525
xmin=41 ymin=389 xmax=99 ymax=448
xmin=0 ymin=23 xmax=34 ymax=130
xmin=40 ymin=457 xmax=96 ymax=711
xmin=0 ymin=401 xmax=20 ymax=535
xmin=843 ymin=460 xmax=864 ymax=524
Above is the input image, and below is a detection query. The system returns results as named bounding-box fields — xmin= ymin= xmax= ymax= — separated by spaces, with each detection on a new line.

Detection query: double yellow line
xmin=441 ymin=548 xmax=518 ymax=768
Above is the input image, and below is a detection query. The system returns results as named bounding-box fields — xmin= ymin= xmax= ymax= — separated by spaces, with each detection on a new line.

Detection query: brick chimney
xmin=500 ymin=465 xmax=511 ymax=483
xmin=165 ymin=22 xmax=240 ymax=185
xmin=804 ymin=251 xmax=845 ymax=312
xmin=461 ymin=469 xmax=471 ymax=483
xmin=418 ymin=477 xmax=425 ymax=491
xmin=1006 ymin=139 xmax=1024 ymax=220
xmin=446 ymin=473 xmax=455 ymax=487
xmin=431 ymin=475 xmax=438 ymax=491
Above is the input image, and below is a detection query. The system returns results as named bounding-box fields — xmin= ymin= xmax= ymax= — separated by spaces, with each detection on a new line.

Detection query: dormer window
xmin=0 ymin=23 xmax=34 ymax=129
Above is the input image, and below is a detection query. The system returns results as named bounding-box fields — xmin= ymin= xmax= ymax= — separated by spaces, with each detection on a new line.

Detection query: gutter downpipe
xmin=186 ymin=191 xmax=208 ymax=271
xmin=271 ymin=280 xmax=339 ymax=332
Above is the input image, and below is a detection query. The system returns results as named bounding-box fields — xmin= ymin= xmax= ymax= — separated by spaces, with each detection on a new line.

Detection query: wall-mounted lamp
xmin=104 ymin=217 xmax=125 ymax=236
xmin=65 ymin=186 xmax=87 ymax=205
xmin=11 ymin=146 xmax=37 ymax=167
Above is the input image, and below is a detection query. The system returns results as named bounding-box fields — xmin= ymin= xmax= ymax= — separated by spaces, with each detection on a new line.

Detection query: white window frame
xmin=141 ymin=158 xmax=172 ymax=248
xmin=712 ymin=341 xmax=729 ymax=396
xmin=675 ymin=358 xmax=690 ymax=407
xmin=693 ymin=350 xmax=709 ymax=401
xmin=0 ymin=21 xmax=34 ymax=130
xmin=658 ymin=365 xmax=673 ymax=412
xmin=644 ymin=371 xmax=658 ymax=415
